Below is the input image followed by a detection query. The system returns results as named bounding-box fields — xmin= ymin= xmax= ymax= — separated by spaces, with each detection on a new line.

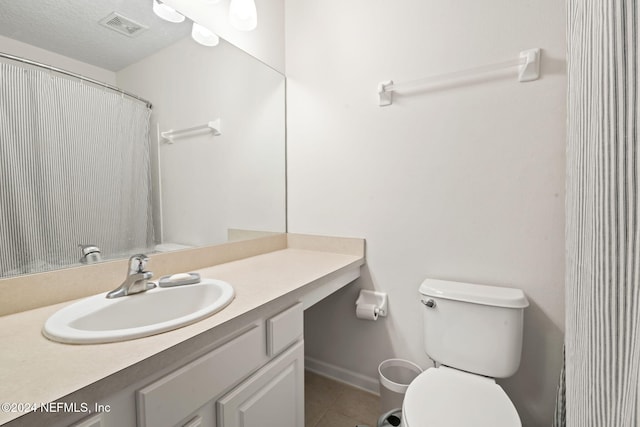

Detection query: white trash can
xmin=378 ymin=359 xmax=423 ymax=414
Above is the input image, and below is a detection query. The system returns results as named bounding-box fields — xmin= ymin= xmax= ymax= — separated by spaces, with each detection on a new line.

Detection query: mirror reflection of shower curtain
xmin=0 ymin=62 xmax=154 ymax=277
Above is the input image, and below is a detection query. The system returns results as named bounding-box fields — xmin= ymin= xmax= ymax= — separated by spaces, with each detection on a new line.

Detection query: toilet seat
xmin=402 ymin=366 xmax=521 ymax=427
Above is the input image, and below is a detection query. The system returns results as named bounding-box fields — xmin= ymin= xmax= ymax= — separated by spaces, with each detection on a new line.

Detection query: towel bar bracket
xmin=518 ymin=48 xmax=540 ymax=82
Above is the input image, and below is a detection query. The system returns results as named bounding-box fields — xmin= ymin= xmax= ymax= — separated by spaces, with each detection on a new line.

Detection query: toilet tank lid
xmin=419 ymin=278 xmax=529 ymax=308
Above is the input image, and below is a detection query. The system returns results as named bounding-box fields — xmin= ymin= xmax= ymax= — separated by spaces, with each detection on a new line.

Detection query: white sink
xmin=43 ymin=279 xmax=235 ymax=344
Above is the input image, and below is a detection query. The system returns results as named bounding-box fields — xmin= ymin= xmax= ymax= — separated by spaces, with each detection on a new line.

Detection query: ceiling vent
xmin=99 ymin=13 xmax=148 ymax=37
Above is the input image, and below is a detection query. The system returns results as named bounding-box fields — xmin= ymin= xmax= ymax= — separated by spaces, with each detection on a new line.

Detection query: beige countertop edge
xmin=0 ymin=244 xmax=365 ymax=426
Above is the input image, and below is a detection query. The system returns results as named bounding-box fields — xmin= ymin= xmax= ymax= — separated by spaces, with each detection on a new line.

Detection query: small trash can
xmin=378 ymin=359 xmax=423 ymax=415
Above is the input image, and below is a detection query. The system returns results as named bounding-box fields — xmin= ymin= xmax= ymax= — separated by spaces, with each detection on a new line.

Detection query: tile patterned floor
xmin=305 ymin=370 xmax=380 ymax=427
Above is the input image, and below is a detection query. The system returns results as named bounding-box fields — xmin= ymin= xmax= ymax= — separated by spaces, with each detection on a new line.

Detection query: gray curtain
xmin=0 ymin=61 xmax=154 ymax=277
xmin=563 ymin=0 xmax=640 ymax=425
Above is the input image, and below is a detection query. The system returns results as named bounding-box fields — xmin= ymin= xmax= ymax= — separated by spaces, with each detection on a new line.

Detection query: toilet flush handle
xmin=421 ymin=299 xmax=436 ymax=308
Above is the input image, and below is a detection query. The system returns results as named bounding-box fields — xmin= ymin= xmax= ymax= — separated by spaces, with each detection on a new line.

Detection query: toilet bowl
xmin=402 ymin=278 xmax=529 ymax=426
xmin=402 ymin=366 xmax=520 ymax=427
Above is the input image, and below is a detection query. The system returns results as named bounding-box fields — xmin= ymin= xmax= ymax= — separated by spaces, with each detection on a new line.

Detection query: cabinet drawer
xmin=266 ymin=303 xmax=303 ymax=356
xmin=137 ymin=325 xmax=266 ymax=427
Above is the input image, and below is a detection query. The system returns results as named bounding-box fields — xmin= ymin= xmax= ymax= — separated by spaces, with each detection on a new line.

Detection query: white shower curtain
xmin=564 ymin=0 xmax=640 ymax=425
xmin=0 ymin=61 xmax=154 ymax=277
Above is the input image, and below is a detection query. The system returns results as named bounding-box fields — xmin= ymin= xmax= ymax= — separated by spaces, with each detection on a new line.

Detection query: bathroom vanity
xmin=0 ymin=234 xmax=365 ymax=427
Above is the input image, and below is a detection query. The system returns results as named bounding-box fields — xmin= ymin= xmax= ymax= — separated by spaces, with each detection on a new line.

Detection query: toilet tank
xmin=419 ymin=278 xmax=529 ymax=378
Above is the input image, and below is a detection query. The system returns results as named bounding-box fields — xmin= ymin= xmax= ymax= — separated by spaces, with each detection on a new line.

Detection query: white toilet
xmin=401 ymin=278 xmax=529 ymax=427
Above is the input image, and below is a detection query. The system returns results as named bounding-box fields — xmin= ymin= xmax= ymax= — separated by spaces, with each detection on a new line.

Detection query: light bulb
xmin=192 ymin=23 xmax=220 ymax=46
xmin=229 ymin=0 xmax=257 ymax=31
xmin=152 ymin=0 xmax=185 ymax=23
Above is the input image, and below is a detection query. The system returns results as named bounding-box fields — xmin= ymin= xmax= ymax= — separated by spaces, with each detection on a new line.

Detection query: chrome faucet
xmin=106 ymin=254 xmax=156 ymax=299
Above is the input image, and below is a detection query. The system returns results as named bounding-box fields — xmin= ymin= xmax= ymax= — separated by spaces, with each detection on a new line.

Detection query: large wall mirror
xmin=0 ymin=0 xmax=286 ymax=279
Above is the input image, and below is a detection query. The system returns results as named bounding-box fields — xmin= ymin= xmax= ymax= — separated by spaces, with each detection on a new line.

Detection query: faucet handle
xmin=128 ymin=254 xmax=149 ymax=274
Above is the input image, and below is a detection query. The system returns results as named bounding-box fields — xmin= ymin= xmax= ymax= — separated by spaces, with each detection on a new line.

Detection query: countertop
xmin=0 ymin=234 xmax=365 ymax=425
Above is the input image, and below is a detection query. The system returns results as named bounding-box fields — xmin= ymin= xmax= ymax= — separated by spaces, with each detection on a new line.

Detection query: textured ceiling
xmin=0 ymin=0 xmax=192 ymax=71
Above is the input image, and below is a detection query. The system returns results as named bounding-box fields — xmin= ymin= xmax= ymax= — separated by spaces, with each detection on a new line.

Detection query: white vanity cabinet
xmin=134 ymin=303 xmax=304 ymax=427
xmin=62 ymin=303 xmax=304 ymax=427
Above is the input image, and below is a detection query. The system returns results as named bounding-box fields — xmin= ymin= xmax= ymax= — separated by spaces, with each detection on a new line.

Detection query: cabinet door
xmin=217 ymin=341 xmax=304 ymax=427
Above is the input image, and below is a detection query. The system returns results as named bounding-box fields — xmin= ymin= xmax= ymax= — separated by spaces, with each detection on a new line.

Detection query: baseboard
xmin=305 ymin=356 xmax=380 ymax=395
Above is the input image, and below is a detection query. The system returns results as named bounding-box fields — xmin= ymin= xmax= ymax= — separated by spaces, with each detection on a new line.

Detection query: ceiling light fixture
xmin=191 ymin=23 xmax=220 ymax=46
xmin=229 ymin=0 xmax=257 ymax=31
xmin=152 ymin=0 xmax=185 ymax=23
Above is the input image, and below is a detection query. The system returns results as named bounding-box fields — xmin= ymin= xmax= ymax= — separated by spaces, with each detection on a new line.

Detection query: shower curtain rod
xmin=0 ymin=51 xmax=152 ymax=109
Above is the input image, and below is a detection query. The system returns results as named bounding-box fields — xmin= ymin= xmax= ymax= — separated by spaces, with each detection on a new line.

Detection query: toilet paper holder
xmin=356 ymin=290 xmax=388 ymax=317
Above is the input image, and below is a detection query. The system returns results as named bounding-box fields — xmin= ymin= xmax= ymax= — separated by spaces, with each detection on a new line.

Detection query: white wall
xmin=286 ymin=1 xmax=566 ymax=426
xmin=163 ymin=0 xmax=285 ymax=73
xmin=117 ymin=37 xmax=286 ymax=247
xmin=0 ymin=34 xmax=116 ymax=84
